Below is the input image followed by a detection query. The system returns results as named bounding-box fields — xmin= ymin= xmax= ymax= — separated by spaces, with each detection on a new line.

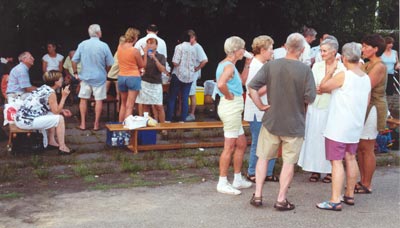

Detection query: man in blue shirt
xmin=72 ymin=24 xmax=114 ymax=131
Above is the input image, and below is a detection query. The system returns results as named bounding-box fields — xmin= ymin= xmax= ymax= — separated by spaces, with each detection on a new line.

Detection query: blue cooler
xmin=138 ymin=130 xmax=157 ymax=145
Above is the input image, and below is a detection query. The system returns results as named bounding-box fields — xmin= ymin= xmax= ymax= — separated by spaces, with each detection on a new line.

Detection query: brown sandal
xmin=274 ymin=199 xmax=295 ymax=211
xmin=309 ymin=173 xmax=320 ymax=182
xmin=322 ymin=174 xmax=332 ymax=183
xmin=250 ymin=194 xmax=263 ymax=207
xmin=265 ymin=175 xmax=279 ymax=182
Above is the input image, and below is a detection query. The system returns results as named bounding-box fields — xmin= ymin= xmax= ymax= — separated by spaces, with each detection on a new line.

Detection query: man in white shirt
xmin=299 ymin=26 xmax=317 ymax=67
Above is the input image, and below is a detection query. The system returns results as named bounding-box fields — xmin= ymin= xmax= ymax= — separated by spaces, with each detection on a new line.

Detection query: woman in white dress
xmin=298 ymin=37 xmax=346 ymax=182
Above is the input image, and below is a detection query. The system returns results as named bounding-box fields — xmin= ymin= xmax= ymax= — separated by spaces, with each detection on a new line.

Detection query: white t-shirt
xmin=243 ymin=58 xmax=268 ymax=122
xmin=42 ymin=53 xmax=64 ymax=71
xmin=273 ymin=47 xmax=286 ymax=59
xmin=324 ymin=70 xmax=371 ymax=143
xmin=299 ymin=42 xmax=311 ymax=66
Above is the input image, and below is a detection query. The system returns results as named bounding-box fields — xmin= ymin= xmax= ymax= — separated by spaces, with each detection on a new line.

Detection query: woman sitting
xmin=15 ymin=70 xmax=74 ymax=155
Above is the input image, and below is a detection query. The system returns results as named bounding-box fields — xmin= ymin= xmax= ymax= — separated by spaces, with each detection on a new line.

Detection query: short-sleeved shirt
xmin=215 ymin=61 xmax=243 ymax=97
xmin=6 ymin=62 xmax=32 ymax=94
xmin=63 ymin=56 xmax=81 ymax=75
xmin=142 ymin=52 xmax=166 ymax=84
xmin=15 ymin=85 xmax=53 ymax=126
xmin=172 ymin=42 xmax=197 ymax=83
xmin=193 ymin=43 xmax=208 ymax=79
xmin=42 ymin=53 xmax=64 ymax=71
xmin=72 ymin=37 xmax=114 ymax=87
xmin=248 ymin=58 xmax=316 ymax=137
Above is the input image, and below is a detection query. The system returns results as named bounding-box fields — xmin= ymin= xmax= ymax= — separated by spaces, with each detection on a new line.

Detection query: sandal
xmin=322 ymin=174 xmax=332 ymax=183
xmin=274 ymin=199 xmax=295 ymax=211
xmin=246 ymin=173 xmax=256 ymax=183
xmin=341 ymin=195 xmax=355 ymax=206
xmin=265 ymin=175 xmax=279 ymax=182
xmin=250 ymin=194 xmax=263 ymax=207
xmin=316 ymin=201 xmax=342 ymax=211
xmin=354 ymin=181 xmax=372 ymax=194
xmin=309 ymin=173 xmax=320 ymax=182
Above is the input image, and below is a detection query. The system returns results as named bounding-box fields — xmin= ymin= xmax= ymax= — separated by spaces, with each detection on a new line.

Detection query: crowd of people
xmin=0 ymin=23 xmax=399 ymax=212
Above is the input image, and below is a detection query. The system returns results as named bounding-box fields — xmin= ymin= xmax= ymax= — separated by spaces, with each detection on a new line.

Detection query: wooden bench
xmin=7 ymin=123 xmax=33 ymax=152
xmin=106 ymin=121 xmax=250 ymax=154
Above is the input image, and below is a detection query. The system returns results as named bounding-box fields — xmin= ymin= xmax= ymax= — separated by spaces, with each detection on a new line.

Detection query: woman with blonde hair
xmin=216 ymin=36 xmax=252 ymax=195
xmin=15 ymin=70 xmax=73 ymax=155
xmin=117 ymin=28 xmax=147 ymax=121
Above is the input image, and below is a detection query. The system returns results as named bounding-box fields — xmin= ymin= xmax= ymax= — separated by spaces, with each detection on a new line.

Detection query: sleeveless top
xmin=117 ymin=45 xmax=140 ymax=76
xmin=215 ymin=61 xmax=243 ymax=97
xmin=324 ymin=70 xmax=371 ymax=143
xmin=362 ymin=60 xmax=388 ymax=131
xmin=381 ymin=50 xmax=397 ymax=74
xmin=15 ymin=85 xmax=54 ymax=126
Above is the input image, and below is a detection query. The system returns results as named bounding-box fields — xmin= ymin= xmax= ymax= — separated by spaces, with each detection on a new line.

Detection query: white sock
xmin=234 ymin=172 xmax=242 ymax=182
xmin=218 ymin=176 xmax=228 ymax=185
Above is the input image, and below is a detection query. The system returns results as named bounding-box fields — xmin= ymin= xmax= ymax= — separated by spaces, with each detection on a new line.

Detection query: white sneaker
xmin=217 ymin=182 xmax=241 ymax=195
xmin=232 ymin=177 xmax=252 ymax=189
xmin=185 ymin=114 xmax=195 ymax=122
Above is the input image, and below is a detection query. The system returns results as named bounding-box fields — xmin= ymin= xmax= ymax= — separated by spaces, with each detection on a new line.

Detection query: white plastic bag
xmin=123 ymin=115 xmax=147 ymax=130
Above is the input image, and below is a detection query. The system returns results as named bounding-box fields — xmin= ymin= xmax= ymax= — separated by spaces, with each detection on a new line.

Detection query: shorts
xmin=118 ymin=76 xmax=141 ymax=92
xmin=189 ymin=79 xmax=197 ymax=96
xmin=107 ymin=78 xmax=117 ymax=82
xmin=136 ymin=81 xmax=163 ymax=105
xmin=325 ymin=137 xmax=358 ymax=160
xmin=217 ymin=96 xmax=244 ymax=138
xmin=256 ymin=126 xmax=304 ymax=164
xmin=360 ymin=106 xmax=378 ymax=140
xmin=16 ymin=113 xmax=61 ymax=130
xmin=78 ymin=81 xmax=106 ymax=100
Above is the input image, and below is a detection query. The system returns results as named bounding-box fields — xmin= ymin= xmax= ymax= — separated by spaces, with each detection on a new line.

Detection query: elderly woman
xmin=355 ymin=34 xmax=388 ymax=194
xmin=15 ymin=70 xmax=73 ymax=155
xmin=117 ymin=27 xmax=147 ymax=122
xmin=243 ymin=35 xmax=279 ymax=183
xmin=381 ymin=36 xmax=400 ymax=96
xmin=298 ymin=37 xmax=346 ymax=183
xmin=317 ymin=42 xmax=371 ymax=211
xmin=216 ymin=36 xmax=252 ymax=195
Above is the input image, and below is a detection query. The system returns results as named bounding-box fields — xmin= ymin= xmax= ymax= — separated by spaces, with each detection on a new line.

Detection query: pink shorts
xmin=325 ymin=138 xmax=358 ymax=160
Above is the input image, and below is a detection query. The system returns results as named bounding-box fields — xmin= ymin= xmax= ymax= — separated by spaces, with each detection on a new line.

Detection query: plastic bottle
xmin=118 ymin=131 xmax=124 ymax=146
xmin=111 ymin=132 xmax=117 ymax=146
xmin=124 ymin=132 xmax=130 ymax=146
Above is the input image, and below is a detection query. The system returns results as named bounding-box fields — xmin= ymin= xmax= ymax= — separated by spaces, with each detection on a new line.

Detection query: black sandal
xmin=354 ymin=181 xmax=372 ymax=194
xmin=309 ymin=173 xmax=320 ymax=182
xmin=274 ymin=199 xmax=295 ymax=211
xmin=322 ymin=174 xmax=332 ymax=183
xmin=342 ymin=195 xmax=355 ymax=206
xmin=246 ymin=173 xmax=256 ymax=183
xmin=265 ymin=175 xmax=279 ymax=182
xmin=250 ymin=194 xmax=263 ymax=207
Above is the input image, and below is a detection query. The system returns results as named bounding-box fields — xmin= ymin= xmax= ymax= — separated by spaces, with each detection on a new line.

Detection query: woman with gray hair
xmin=298 ymin=37 xmax=346 ymax=183
xmin=316 ymin=42 xmax=371 ymax=211
xmin=215 ymin=36 xmax=252 ymax=195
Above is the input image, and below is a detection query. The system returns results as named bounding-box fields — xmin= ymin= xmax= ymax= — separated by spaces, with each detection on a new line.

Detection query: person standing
xmin=186 ymin=30 xmax=208 ymax=121
xmin=6 ymin=52 xmax=37 ymax=103
xmin=166 ymin=30 xmax=197 ymax=122
xmin=215 ymin=36 xmax=252 ymax=195
xmin=300 ymin=26 xmax=317 ymax=67
xmin=355 ymin=34 xmax=388 ymax=194
xmin=248 ymin=33 xmax=316 ymax=209
xmin=72 ymin=24 xmax=114 ymax=131
xmin=243 ymin=35 xmax=279 ymax=183
xmin=316 ymin=42 xmax=371 ymax=211
xmin=298 ymin=37 xmax=346 ymax=183
xmin=381 ymin=36 xmax=400 ymax=96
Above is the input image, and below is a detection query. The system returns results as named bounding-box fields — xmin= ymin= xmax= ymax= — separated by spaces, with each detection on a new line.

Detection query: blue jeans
xmin=247 ymin=115 xmax=276 ymax=176
xmin=166 ymin=74 xmax=192 ymax=122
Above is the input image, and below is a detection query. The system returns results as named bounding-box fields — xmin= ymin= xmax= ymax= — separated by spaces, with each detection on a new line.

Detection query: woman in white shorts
xmin=356 ymin=34 xmax=388 ymax=194
xmin=15 ymin=70 xmax=74 ymax=155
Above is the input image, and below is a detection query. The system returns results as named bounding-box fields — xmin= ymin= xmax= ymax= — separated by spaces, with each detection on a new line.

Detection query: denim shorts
xmin=118 ymin=76 xmax=141 ymax=92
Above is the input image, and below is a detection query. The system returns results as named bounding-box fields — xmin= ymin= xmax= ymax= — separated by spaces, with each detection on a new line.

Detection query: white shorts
xmin=78 ymin=81 xmax=107 ymax=100
xmin=360 ymin=106 xmax=378 ymax=140
xmin=217 ymin=96 xmax=244 ymax=138
xmin=16 ymin=113 xmax=61 ymax=130
xmin=189 ymin=79 xmax=197 ymax=96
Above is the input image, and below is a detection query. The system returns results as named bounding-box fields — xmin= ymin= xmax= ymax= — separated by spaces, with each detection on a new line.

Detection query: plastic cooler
xmin=189 ymin=86 xmax=204 ymax=105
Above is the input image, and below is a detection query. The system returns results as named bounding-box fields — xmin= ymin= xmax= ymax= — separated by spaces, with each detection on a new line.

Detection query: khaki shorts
xmin=78 ymin=81 xmax=107 ymax=100
xmin=256 ymin=126 xmax=304 ymax=164
xmin=217 ymin=96 xmax=244 ymax=138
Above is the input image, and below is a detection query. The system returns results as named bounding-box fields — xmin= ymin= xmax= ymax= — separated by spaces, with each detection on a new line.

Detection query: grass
xmin=34 ymin=168 xmax=50 ymax=180
xmin=0 ymin=192 xmax=23 ymax=200
xmin=0 ymin=164 xmax=17 ymax=182
xmin=84 ymin=175 xmax=97 ymax=183
xmin=55 ymin=174 xmax=72 ymax=179
xmin=31 ymin=155 xmax=43 ymax=169
xmin=73 ymin=163 xmax=92 ymax=177
xmin=121 ymin=158 xmax=142 ymax=173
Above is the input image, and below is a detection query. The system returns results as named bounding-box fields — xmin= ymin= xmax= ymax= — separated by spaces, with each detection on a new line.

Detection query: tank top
xmin=381 ymin=50 xmax=397 ymax=74
xmin=215 ymin=61 xmax=243 ymax=97
xmin=117 ymin=45 xmax=140 ymax=76
xmin=324 ymin=70 xmax=371 ymax=143
xmin=362 ymin=60 xmax=388 ymax=131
